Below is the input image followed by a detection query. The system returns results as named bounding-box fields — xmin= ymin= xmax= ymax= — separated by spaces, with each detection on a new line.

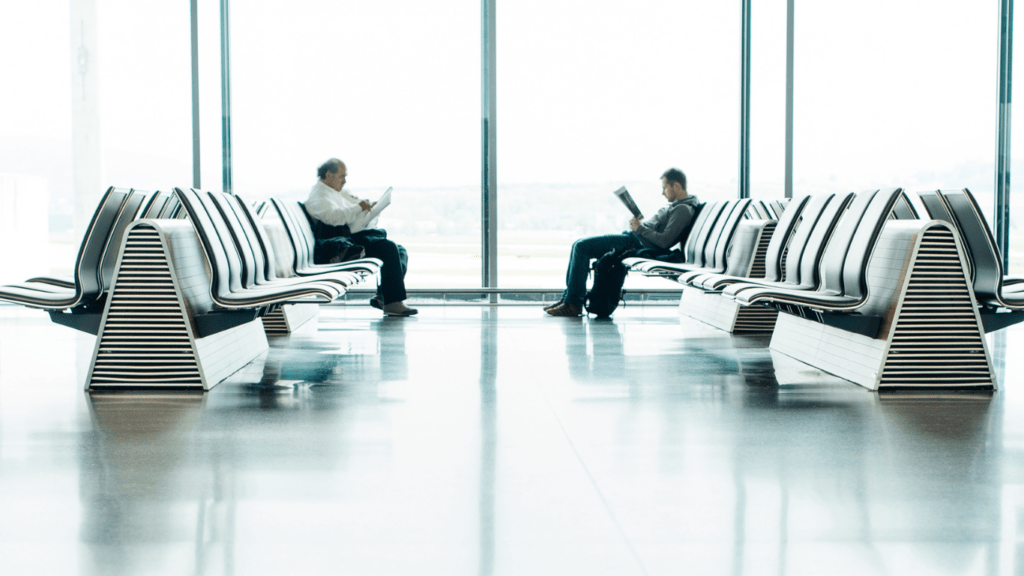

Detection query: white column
xmin=70 ymin=0 xmax=102 ymax=240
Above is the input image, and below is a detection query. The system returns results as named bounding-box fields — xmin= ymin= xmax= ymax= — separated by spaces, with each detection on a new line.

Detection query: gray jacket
xmin=633 ymin=195 xmax=701 ymax=250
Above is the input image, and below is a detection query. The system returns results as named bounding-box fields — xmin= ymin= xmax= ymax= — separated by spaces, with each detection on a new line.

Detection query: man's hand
xmin=359 ymin=200 xmax=373 ymax=211
xmin=629 ymin=217 xmax=643 ymax=232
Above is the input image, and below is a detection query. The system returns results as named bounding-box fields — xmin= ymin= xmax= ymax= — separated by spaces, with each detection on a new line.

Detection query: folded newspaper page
xmin=349 ymin=187 xmax=393 ymax=233
xmin=612 ymin=186 xmax=643 ymax=219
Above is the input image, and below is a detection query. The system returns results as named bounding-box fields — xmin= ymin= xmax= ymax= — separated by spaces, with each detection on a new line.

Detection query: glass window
xmin=0 ymin=1 xmax=72 ymax=283
xmin=0 ymin=1 xmax=191 ymax=284
xmin=497 ymin=1 xmax=740 ymax=288
xmin=230 ymin=0 xmax=481 ymax=288
xmin=96 ymin=0 xmax=192 ymax=192
xmin=1010 ymin=2 xmax=1024 ymax=274
xmin=794 ymin=2 xmax=996 ymax=201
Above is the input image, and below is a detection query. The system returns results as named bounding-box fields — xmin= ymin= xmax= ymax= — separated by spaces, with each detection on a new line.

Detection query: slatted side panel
xmin=262 ymin=309 xmax=289 ymax=335
xmin=747 ymin=222 xmax=776 ymax=280
xmin=90 ymin=226 xmax=203 ymax=387
xmin=880 ymin=228 xmax=992 ymax=388
xmin=733 ymin=305 xmax=778 ymax=333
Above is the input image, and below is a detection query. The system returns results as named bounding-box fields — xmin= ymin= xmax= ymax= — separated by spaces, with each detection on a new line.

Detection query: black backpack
xmin=584 ymin=249 xmax=629 ymax=318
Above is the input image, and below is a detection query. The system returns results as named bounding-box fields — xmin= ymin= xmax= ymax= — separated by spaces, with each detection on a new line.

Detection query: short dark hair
xmin=317 ymin=158 xmax=345 ymax=180
xmin=661 ymin=168 xmax=687 ymax=190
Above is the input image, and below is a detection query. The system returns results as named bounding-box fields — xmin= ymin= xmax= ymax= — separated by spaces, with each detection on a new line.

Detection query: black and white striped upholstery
xmin=920 ymin=189 xmax=1024 ymax=310
xmin=734 ymin=188 xmax=904 ymax=311
xmin=173 ymin=187 xmax=344 ymax=307
xmin=0 ymin=187 xmax=139 ymax=311
xmin=205 ymin=191 xmax=373 ymax=291
xmin=688 ymin=194 xmax=811 ymax=290
xmin=626 ymin=200 xmax=727 ymax=276
xmin=723 ymin=193 xmax=853 ymax=298
xmin=268 ymin=197 xmax=381 ymax=277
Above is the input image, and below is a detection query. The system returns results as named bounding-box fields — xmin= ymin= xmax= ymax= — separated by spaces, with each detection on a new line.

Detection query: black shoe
xmin=384 ymin=304 xmax=418 ymax=317
xmin=369 ymin=295 xmax=384 ymax=310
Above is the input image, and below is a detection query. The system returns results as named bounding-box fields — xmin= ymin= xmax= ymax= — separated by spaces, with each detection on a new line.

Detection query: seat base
xmin=678 ymin=286 xmax=778 ymax=333
xmin=262 ymin=303 xmax=320 ymax=336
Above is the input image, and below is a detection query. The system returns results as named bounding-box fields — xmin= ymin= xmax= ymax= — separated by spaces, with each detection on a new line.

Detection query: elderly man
xmin=546 ymin=167 xmax=700 ymax=317
xmin=305 ymin=158 xmax=417 ymax=317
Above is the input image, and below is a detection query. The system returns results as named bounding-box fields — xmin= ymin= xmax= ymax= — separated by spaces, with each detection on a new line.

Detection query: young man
xmin=546 ymin=168 xmax=700 ymax=317
xmin=305 ymin=158 xmax=418 ymax=317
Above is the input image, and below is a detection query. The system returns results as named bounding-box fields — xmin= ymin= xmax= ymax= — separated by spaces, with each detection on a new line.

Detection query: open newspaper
xmin=612 ymin=186 xmax=643 ymax=219
xmin=349 ymin=187 xmax=393 ymax=233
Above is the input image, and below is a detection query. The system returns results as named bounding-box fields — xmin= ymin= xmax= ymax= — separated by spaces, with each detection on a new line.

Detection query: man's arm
xmin=305 ymin=191 xmax=364 ymax=227
xmin=633 ymin=204 xmax=695 ymax=250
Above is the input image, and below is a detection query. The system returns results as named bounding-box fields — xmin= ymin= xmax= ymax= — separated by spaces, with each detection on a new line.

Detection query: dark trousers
xmin=354 ymin=237 xmax=409 ymax=305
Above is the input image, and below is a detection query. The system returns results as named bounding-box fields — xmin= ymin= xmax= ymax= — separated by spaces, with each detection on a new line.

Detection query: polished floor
xmin=0 ymin=304 xmax=1022 ymax=575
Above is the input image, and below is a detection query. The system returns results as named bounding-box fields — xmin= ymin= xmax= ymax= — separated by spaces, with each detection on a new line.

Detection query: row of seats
xmin=917 ymin=189 xmax=1024 ymax=329
xmin=0 ymin=185 xmax=381 ymax=389
xmin=631 ymin=186 xmax=1009 ymax=390
xmin=0 ymin=188 xmax=185 ymax=334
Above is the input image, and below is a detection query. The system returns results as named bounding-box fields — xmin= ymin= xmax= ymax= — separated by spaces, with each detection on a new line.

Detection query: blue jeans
xmin=561 ymin=232 xmax=643 ymax=308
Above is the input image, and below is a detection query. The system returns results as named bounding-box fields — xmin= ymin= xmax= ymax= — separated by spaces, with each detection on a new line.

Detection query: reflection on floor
xmin=0 ymin=305 xmax=1021 ymax=575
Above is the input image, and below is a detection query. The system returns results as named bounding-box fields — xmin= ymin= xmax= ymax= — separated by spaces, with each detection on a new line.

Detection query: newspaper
xmin=612 ymin=186 xmax=643 ymax=219
xmin=349 ymin=187 xmax=393 ymax=233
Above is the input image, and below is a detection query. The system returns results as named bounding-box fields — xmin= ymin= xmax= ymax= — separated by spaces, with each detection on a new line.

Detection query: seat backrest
xmin=937 ymin=189 xmax=1004 ymax=301
xmin=683 ymin=201 xmax=720 ymax=265
xmin=837 ymin=188 xmax=905 ymax=300
xmin=811 ymin=189 xmax=881 ymax=296
xmin=270 ymin=198 xmax=314 ymax=271
xmin=140 ymin=191 xmax=169 ymax=218
xmin=687 ymin=201 xmax=728 ymax=267
xmin=672 ymin=201 xmax=703 ymax=252
xmin=174 ymin=187 xmax=242 ymax=299
xmin=73 ymin=187 xmax=132 ymax=302
xmin=706 ymin=199 xmax=752 ymax=272
xmin=891 ymin=192 xmax=919 ymax=220
xmin=232 ymin=195 xmax=281 ymax=282
xmin=761 ymin=194 xmax=810 ymax=283
xmin=97 ymin=189 xmax=151 ymax=294
xmin=745 ymin=201 xmax=768 ymax=220
xmin=209 ymin=192 xmax=270 ymax=288
xmin=159 ymin=195 xmax=182 ymax=218
xmin=918 ymin=190 xmax=973 ymax=279
xmin=200 ymin=191 xmax=260 ymax=290
xmin=791 ymin=192 xmax=853 ymax=290
xmin=293 ymin=203 xmax=321 ymax=268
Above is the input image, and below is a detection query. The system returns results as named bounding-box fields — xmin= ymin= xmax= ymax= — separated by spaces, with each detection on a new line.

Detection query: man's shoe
xmin=546 ymin=303 xmax=583 ymax=317
xmin=384 ymin=302 xmax=419 ymax=317
xmin=543 ymin=299 xmax=564 ymax=311
xmin=369 ymin=295 xmax=384 ymax=310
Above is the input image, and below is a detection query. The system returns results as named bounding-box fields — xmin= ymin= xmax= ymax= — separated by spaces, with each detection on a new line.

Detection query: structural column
xmin=191 ymin=0 xmax=201 ymax=189
xmin=784 ymin=0 xmax=795 ymax=199
xmin=481 ymin=0 xmax=498 ymax=292
xmin=739 ymin=0 xmax=751 ymax=199
xmin=220 ymin=0 xmax=233 ymax=194
xmin=70 ymin=0 xmax=101 ymax=239
xmin=996 ymin=0 xmax=1014 ymax=269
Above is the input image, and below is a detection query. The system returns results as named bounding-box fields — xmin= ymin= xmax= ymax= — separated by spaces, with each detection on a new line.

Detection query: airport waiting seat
xmin=0 ymin=187 xmax=154 ymax=335
xmin=732 ymin=189 xmax=903 ymax=317
xmin=83 ymin=188 xmax=372 ymax=390
xmin=268 ymin=197 xmax=381 ymax=278
xmin=722 ymin=192 xmax=854 ymax=298
xmin=918 ymin=188 xmax=1024 ymax=332
xmin=688 ymin=193 xmax=811 ymax=291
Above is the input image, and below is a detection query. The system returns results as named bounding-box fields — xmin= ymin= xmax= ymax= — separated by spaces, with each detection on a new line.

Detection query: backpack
xmin=584 ymin=248 xmax=629 ymax=318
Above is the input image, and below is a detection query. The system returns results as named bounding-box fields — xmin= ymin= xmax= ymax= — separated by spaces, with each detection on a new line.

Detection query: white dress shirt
xmin=304 ymin=180 xmax=378 ymax=229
